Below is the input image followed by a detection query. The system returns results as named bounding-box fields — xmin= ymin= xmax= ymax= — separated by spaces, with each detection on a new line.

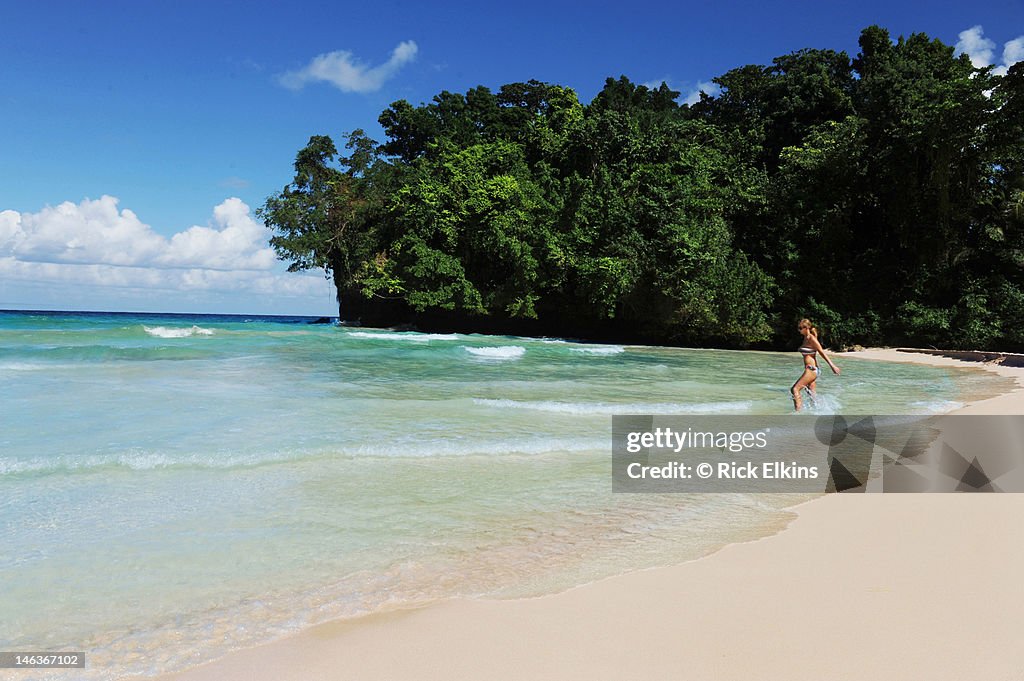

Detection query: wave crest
xmin=464 ymin=346 xmax=525 ymax=360
xmin=143 ymin=325 xmax=214 ymax=338
xmin=570 ymin=345 xmax=624 ymax=355
xmin=472 ymin=398 xmax=753 ymax=415
xmin=347 ymin=331 xmax=460 ymax=341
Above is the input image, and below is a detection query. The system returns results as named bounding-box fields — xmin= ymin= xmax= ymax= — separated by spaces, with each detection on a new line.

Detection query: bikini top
xmin=799 ymin=342 xmax=816 ymax=356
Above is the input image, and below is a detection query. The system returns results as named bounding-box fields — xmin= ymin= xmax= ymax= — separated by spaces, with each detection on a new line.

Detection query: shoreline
xmin=151 ymin=348 xmax=1024 ymax=681
xmin=838 ymin=348 xmax=1024 ymax=414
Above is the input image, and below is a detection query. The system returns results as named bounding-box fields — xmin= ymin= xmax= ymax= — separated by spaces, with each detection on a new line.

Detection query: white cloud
xmin=2 ymin=195 xmax=274 ymax=271
xmin=0 ymin=210 xmax=22 ymax=247
xmin=955 ymin=26 xmax=996 ymax=68
xmin=683 ymin=80 xmax=721 ymax=106
xmin=159 ymin=198 xmax=277 ymax=270
xmin=0 ymin=197 xmax=334 ymax=311
xmin=0 ymin=257 xmax=331 ymax=298
xmin=279 ymin=40 xmax=418 ymax=93
xmin=955 ymin=26 xmax=1024 ymax=76
xmin=641 ymin=78 xmax=672 ymax=90
xmin=637 ymin=78 xmax=721 ymax=106
xmin=1005 ymin=37 xmax=1024 ymax=66
xmin=996 ymin=37 xmax=1024 ymax=77
xmin=1 ymin=198 xmax=164 ymax=267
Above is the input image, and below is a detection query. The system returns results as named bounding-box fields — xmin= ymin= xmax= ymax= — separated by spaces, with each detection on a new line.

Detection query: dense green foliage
xmin=260 ymin=26 xmax=1024 ymax=350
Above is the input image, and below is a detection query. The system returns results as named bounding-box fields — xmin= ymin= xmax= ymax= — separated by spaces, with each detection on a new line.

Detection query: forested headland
xmin=260 ymin=26 xmax=1024 ymax=350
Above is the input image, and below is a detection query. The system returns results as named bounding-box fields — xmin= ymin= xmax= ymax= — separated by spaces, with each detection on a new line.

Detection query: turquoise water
xmin=0 ymin=311 xmax=1004 ymax=679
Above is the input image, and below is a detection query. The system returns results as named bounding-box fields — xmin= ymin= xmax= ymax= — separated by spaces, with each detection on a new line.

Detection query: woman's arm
xmin=811 ymin=336 xmax=841 ymax=375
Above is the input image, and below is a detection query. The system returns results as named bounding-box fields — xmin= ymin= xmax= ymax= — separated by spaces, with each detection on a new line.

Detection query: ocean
xmin=0 ymin=310 xmax=1005 ymax=679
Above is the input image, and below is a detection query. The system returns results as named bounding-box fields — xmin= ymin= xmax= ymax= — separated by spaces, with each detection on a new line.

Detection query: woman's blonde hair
xmin=798 ymin=318 xmax=818 ymax=337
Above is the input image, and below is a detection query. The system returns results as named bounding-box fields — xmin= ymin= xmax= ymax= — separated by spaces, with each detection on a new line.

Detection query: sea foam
xmin=464 ymin=346 xmax=526 ymax=360
xmin=910 ymin=399 xmax=965 ymax=414
xmin=800 ymin=393 xmax=842 ymax=414
xmin=0 ymin=436 xmax=605 ymax=477
xmin=347 ymin=331 xmax=459 ymax=341
xmin=472 ymin=398 xmax=753 ymax=415
xmin=143 ymin=325 xmax=214 ymax=338
xmin=570 ymin=345 xmax=624 ymax=355
xmin=0 ymin=449 xmax=309 ymax=477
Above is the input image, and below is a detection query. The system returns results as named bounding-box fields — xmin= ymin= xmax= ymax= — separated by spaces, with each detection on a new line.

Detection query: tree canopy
xmin=261 ymin=26 xmax=1024 ymax=350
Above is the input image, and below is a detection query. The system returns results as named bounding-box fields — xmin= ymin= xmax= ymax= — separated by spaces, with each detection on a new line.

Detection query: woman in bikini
xmin=792 ymin=319 xmax=840 ymax=411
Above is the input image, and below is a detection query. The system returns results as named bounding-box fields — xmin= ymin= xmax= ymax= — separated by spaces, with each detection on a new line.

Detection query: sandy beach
xmin=156 ymin=349 xmax=1024 ymax=681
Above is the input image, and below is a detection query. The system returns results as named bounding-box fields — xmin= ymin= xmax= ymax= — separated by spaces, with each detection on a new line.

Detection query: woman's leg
xmin=791 ymin=368 xmax=815 ymax=411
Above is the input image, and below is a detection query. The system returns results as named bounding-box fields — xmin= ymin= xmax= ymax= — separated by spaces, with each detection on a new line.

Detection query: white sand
xmin=154 ymin=349 xmax=1024 ymax=681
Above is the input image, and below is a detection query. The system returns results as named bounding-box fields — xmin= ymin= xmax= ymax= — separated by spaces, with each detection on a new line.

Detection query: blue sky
xmin=2 ymin=0 xmax=1023 ymax=314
